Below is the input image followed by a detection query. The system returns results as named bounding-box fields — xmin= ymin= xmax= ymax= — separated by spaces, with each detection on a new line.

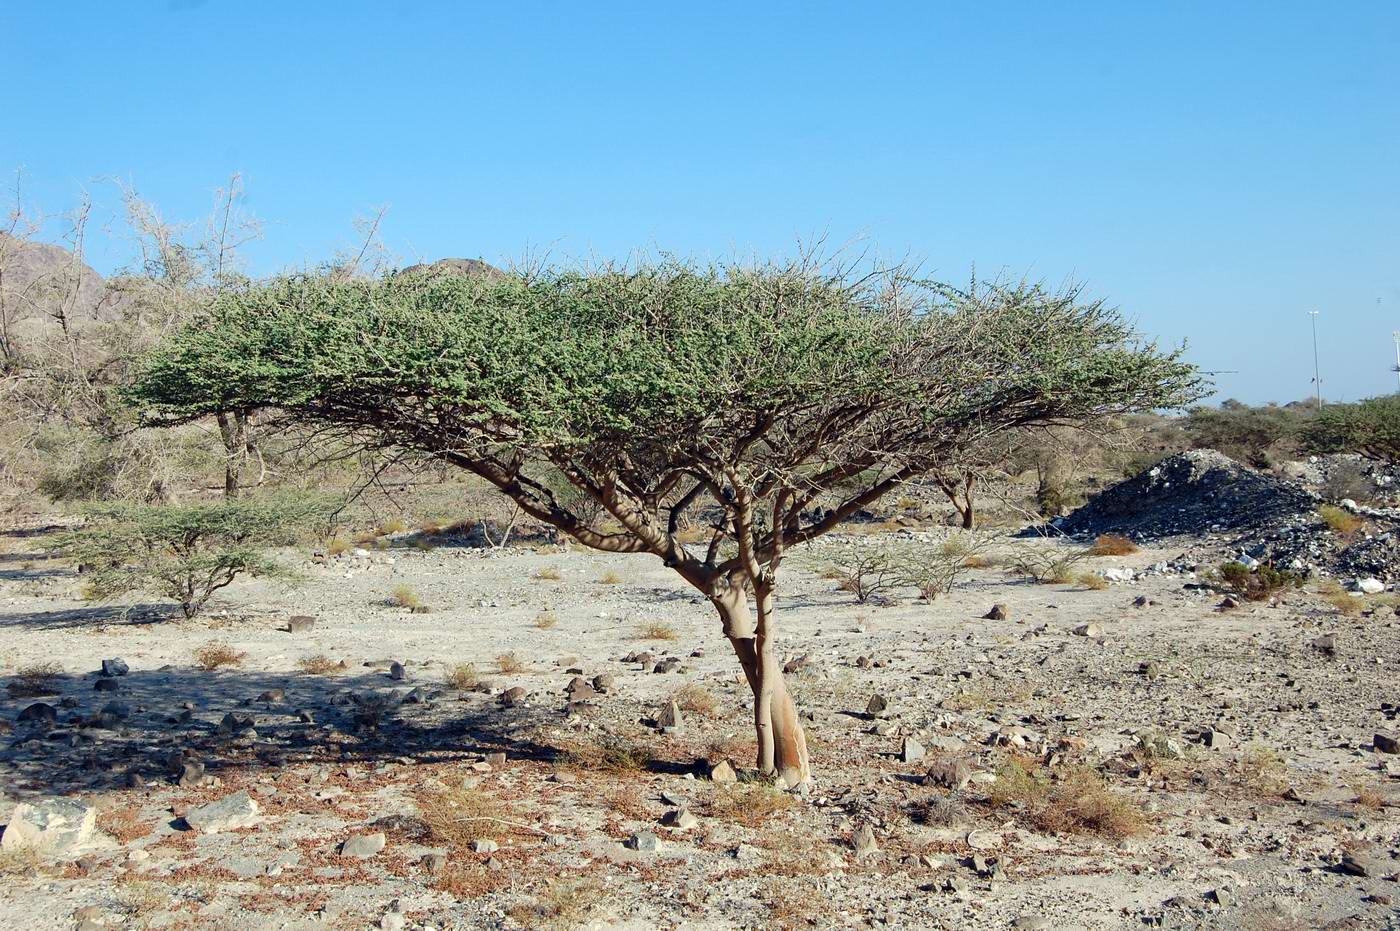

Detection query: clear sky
xmin=4 ymin=1 xmax=1398 ymax=405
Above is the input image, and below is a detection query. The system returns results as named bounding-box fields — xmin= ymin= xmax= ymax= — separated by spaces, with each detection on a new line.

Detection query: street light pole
xmin=1392 ymin=331 xmax=1400 ymax=394
xmin=1309 ymin=311 xmax=1322 ymax=410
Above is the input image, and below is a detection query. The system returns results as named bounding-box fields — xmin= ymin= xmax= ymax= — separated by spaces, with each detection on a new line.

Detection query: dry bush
xmin=1009 ymin=545 xmax=1090 ymax=584
xmin=98 ymin=807 xmax=153 ymax=844
xmin=496 ymin=653 xmax=526 ymax=674
xmin=378 ymin=518 xmax=409 ymax=535
xmin=534 ymin=611 xmax=559 ymax=630
xmin=1318 ymin=504 xmax=1363 ymax=540
xmin=598 ymin=570 xmax=623 ymax=585
xmin=192 ymin=642 xmax=245 ymax=670
xmin=704 ymin=783 xmax=794 ymax=828
xmin=671 ymin=682 xmax=719 ymax=717
xmin=989 ymin=758 xmax=1146 ymax=838
xmin=675 ymin=525 xmax=708 ymax=545
xmin=1349 ymin=781 xmax=1389 ymax=810
xmin=324 ymin=537 xmax=351 ymax=557
xmin=705 ymin=734 xmax=754 ymax=764
xmin=1238 ymin=743 xmax=1291 ymax=797
xmin=296 ymin=654 xmax=343 ymax=676
xmin=1076 ymin=572 xmax=1108 ymax=591
xmin=116 ymin=881 xmax=169 ymax=919
xmin=417 ymin=779 xmax=510 ymax=848
xmin=0 ymin=845 xmax=40 ymax=878
xmin=445 ymin=662 xmax=479 ymax=690
xmin=908 ymin=793 xmax=969 ymax=827
xmin=962 ymin=553 xmax=996 ymax=569
xmin=508 ymin=878 xmax=606 ymax=931
xmin=390 ymin=584 xmax=422 ymax=609
xmin=636 ymin=621 xmax=677 ymax=641
xmin=535 ymin=567 xmax=563 ymax=581
xmin=7 ymin=661 xmax=63 ymax=697
xmin=1089 ymin=533 xmax=1138 ymax=556
xmin=604 ymin=784 xmax=652 ymax=820
xmin=763 ymin=878 xmax=824 ymax=931
xmin=409 ymin=537 xmax=436 ymax=551
xmin=434 ymin=863 xmax=509 ymax=898
xmin=559 ymin=735 xmax=653 ymax=774
xmin=1315 ymin=578 xmax=1364 ymax=616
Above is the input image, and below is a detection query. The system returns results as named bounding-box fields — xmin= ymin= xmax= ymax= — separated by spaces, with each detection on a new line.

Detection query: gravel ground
xmin=1 ymin=526 xmax=1398 ymax=930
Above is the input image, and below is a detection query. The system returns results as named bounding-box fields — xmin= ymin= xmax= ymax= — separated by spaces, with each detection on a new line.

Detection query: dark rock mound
xmin=1055 ymin=450 xmax=1317 ymax=542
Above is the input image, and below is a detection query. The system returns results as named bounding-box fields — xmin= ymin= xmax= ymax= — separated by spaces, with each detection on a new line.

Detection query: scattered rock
xmin=709 ymin=760 xmax=738 ymax=784
xmin=629 ymin=831 xmax=658 ymax=853
xmin=1339 ymin=846 xmax=1384 ymax=877
xmin=287 ymin=615 xmax=316 ymax=633
xmin=0 ymin=797 xmax=96 ymax=855
xmin=388 ymin=661 xmax=406 ymax=681
xmin=499 ymin=687 xmax=526 ymax=707
xmin=1374 ymin=733 xmax=1399 ymax=754
xmin=93 ymin=678 xmax=120 ymax=693
xmin=656 ymin=701 xmax=684 ymax=732
xmin=900 ymin=736 xmax=925 ymax=763
xmin=17 ymin=702 xmax=57 ymax=724
xmin=341 ymin=831 xmax=387 ymax=858
xmin=866 ymin=694 xmax=889 ymax=718
xmin=851 ymin=824 xmax=878 ymax=859
xmin=1355 ymin=577 xmax=1386 ymax=595
xmin=661 ymin=808 xmax=699 ymax=831
xmin=983 ymin=604 xmax=1008 ymax=621
xmin=100 ymin=658 xmax=129 ymax=677
xmin=472 ymin=838 xmax=498 ymax=854
xmin=184 ymin=791 xmax=259 ymax=834
xmin=1072 ymin=623 xmax=1103 ymax=638
xmin=924 ymin=760 xmax=973 ymax=790
xmin=591 ymin=673 xmax=615 ymax=692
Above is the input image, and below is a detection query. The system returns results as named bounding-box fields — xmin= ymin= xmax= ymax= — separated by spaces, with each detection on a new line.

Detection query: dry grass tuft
xmin=297 ymin=654 xmax=343 ymax=676
xmin=705 ymin=734 xmax=754 ymax=764
xmin=445 ymin=662 xmax=480 ymax=690
xmin=675 ymin=525 xmax=708 ymax=545
xmin=1239 ymin=743 xmax=1291 ymax=798
xmin=559 ymin=735 xmax=653 ymax=774
xmin=390 ymin=584 xmax=422 ymax=609
xmin=1076 ymin=572 xmax=1108 ymax=591
xmin=598 ymin=570 xmax=624 ymax=585
xmin=495 ymin=653 xmax=527 ymax=674
xmin=507 ymin=878 xmax=606 ymax=931
xmin=704 ymin=783 xmax=794 ymax=828
xmin=990 ymin=758 xmax=1146 ymax=838
xmin=378 ymin=518 xmax=409 ymax=535
xmin=7 ymin=661 xmax=63 ymax=697
xmin=0 ymin=845 xmax=40 ymax=877
xmin=636 ymin=621 xmax=678 ymax=641
xmin=1316 ymin=579 xmax=1364 ymax=616
xmin=535 ymin=567 xmax=563 ymax=581
xmin=1318 ymin=504 xmax=1363 ymax=539
xmin=192 ymin=642 xmax=245 ymax=671
xmin=908 ymin=793 xmax=970 ymax=827
xmin=1089 ymin=533 xmax=1139 ymax=556
xmin=417 ymin=779 xmax=510 ymax=849
xmin=534 ymin=611 xmax=559 ymax=630
xmin=671 ymin=682 xmax=719 ymax=717
xmin=1349 ymin=781 xmax=1390 ymax=810
xmin=116 ymin=880 xmax=169 ymax=919
xmin=325 ymin=537 xmax=351 ymax=557
xmin=434 ymin=863 xmax=509 ymax=898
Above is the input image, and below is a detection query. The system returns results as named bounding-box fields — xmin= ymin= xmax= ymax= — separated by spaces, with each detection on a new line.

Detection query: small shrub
xmin=496 ymin=653 xmax=526 ymax=674
xmin=49 ymin=494 xmax=328 ymax=618
xmin=0 ymin=845 xmax=40 ymax=877
xmin=7 ymin=661 xmax=63 ymax=697
xmin=1316 ymin=579 xmax=1363 ymax=616
xmin=1010 ymin=545 xmax=1090 ymax=584
xmin=1349 ymin=781 xmax=1389 ymax=810
xmin=1218 ymin=561 xmax=1302 ymax=602
xmin=378 ymin=518 xmax=409 ymax=535
xmin=535 ymin=567 xmax=563 ymax=581
xmin=598 ymin=570 xmax=623 ymax=585
xmin=325 ymin=537 xmax=351 ymax=557
xmin=445 ymin=662 xmax=479 ymax=690
xmin=1076 ymin=572 xmax=1108 ymax=591
xmin=390 ymin=584 xmax=422 ymax=609
xmin=434 ymin=863 xmax=508 ymax=898
xmin=417 ymin=779 xmax=510 ymax=849
xmin=1318 ymin=504 xmax=1363 ymax=540
xmin=297 ymin=654 xmax=343 ymax=675
xmin=534 ymin=611 xmax=559 ymax=629
xmin=1239 ymin=743 xmax=1290 ymax=797
xmin=560 ymin=735 xmax=652 ymax=774
xmin=508 ymin=878 xmax=606 ymax=931
xmin=704 ymin=783 xmax=794 ymax=827
xmin=908 ymin=793 xmax=969 ymax=827
xmin=1089 ymin=533 xmax=1138 ymax=556
xmin=990 ymin=758 xmax=1146 ymax=838
xmin=675 ymin=525 xmax=708 ymax=545
xmin=672 ymin=682 xmax=719 ymax=717
xmin=193 ymin=642 xmax=245 ymax=670
xmin=636 ymin=621 xmax=677 ymax=641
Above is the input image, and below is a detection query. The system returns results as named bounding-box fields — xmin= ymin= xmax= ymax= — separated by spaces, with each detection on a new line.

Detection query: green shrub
xmin=1217 ymin=561 xmax=1302 ymax=602
xmin=50 ymin=493 xmax=329 ymax=618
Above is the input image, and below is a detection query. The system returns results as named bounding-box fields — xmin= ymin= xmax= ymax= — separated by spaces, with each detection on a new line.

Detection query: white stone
xmin=0 ymin=798 xmax=96 ymax=855
xmin=1355 ymin=577 xmax=1385 ymax=595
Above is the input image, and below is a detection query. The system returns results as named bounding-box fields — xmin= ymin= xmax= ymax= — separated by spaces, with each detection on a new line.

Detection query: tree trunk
xmin=711 ymin=579 xmax=810 ymax=787
xmin=216 ymin=411 xmax=244 ymax=499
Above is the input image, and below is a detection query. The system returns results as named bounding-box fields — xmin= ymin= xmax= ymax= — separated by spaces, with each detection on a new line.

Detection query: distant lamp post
xmin=1309 ymin=311 xmax=1322 ymax=410
xmin=1393 ymin=331 xmax=1400 ymax=394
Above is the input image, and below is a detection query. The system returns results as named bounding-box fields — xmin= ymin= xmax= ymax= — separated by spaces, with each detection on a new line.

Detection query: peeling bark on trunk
xmin=712 ymin=580 xmax=810 ymax=787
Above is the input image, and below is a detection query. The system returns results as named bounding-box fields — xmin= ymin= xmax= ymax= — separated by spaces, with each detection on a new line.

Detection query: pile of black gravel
xmin=1054 ymin=450 xmax=1318 ymax=543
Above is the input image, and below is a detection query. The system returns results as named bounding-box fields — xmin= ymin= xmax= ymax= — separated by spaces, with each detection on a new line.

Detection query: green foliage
xmin=1217 ymin=561 xmax=1303 ymax=602
xmin=1183 ymin=403 xmax=1311 ymax=468
xmin=1303 ymin=395 xmax=1400 ymax=462
xmin=1010 ymin=544 xmax=1091 ymax=583
xmin=50 ymin=493 xmax=329 ymax=618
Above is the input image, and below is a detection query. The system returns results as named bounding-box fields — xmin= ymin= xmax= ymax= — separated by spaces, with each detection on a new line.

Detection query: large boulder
xmin=1 ymin=798 xmax=97 ymax=855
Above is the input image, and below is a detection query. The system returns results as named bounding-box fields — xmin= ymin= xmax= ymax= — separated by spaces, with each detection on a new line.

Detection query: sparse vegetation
xmin=508 ymin=878 xmax=606 ymax=931
xmin=390 ymin=584 xmax=422 ymax=609
xmin=192 ymin=642 xmax=246 ymax=670
xmin=445 ymin=662 xmax=479 ymax=690
xmin=598 ymin=570 xmax=623 ymax=585
xmin=672 ymin=682 xmax=719 ymax=717
xmin=535 ymin=567 xmax=563 ymax=581
xmin=7 ymin=661 xmax=63 ymax=697
xmin=1238 ymin=743 xmax=1291 ymax=797
xmin=296 ymin=654 xmax=342 ymax=675
xmin=1089 ymin=533 xmax=1138 ymax=556
xmin=704 ymin=782 xmax=795 ymax=827
xmin=534 ymin=610 xmax=559 ymax=629
xmin=417 ymin=779 xmax=511 ymax=848
xmin=559 ymin=735 xmax=653 ymax=774
xmin=1077 ymin=571 xmax=1108 ymax=591
xmin=990 ymin=758 xmax=1147 ymax=838
xmin=1010 ymin=545 xmax=1091 ymax=584
xmin=1217 ymin=561 xmax=1302 ymax=602
xmin=1316 ymin=578 xmax=1364 ymax=616
xmin=1317 ymin=504 xmax=1363 ymax=539
xmin=636 ymin=621 xmax=677 ymax=641
xmin=495 ymin=653 xmax=526 ymax=674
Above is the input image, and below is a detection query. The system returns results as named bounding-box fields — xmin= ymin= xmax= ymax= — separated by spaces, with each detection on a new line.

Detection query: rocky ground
xmin=1 ymin=522 xmax=1398 ymax=931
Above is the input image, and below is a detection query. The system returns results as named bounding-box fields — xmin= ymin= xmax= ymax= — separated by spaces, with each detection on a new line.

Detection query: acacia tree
xmin=126 ymin=262 xmax=1202 ymax=785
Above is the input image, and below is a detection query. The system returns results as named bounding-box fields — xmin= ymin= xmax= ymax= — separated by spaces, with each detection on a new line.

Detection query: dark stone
xmin=17 ymin=702 xmax=57 ymax=724
xmin=287 ymin=615 xmax=315 ymax=633
xmin=94 ymin=678 xmax=120 ymax=692
xmin=983 ymin=604 xmax=1008 ymax=621
xmin=100 ymin=658 xmax=129 ymax=677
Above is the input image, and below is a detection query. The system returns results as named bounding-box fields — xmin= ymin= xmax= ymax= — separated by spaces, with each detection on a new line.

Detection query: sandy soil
xmin=1 ymin=527 xmax=1397 ymax=930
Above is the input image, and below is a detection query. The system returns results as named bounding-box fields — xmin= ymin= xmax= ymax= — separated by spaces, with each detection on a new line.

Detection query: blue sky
xmin=4 ymin=1 xmax=1398 ymax=404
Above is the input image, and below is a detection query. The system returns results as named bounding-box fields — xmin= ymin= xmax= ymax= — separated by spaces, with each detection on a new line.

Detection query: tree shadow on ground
xmin=0 ymin=665 xmax=581 ymax=799
xmin=0 ymin=603 xmax=181 ymax=630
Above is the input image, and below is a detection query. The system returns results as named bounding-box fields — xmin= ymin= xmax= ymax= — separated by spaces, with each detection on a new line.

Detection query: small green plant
xmin=50 ymin=494 xmax=328 ymax=618
xmin=390 ymin=584 xmax=422 ymax=609
xmin=1317 ymin=504 xmax=1363 ymax=540
xmin=560 ymin=735 xmax=653 ymax=774
xmin=1218 ymin=561 xmax=1302 ymax=602
xmin=378 ymin=518 xmax=409 ymax=535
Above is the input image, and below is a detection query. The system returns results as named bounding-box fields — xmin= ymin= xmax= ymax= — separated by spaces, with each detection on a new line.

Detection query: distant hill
xmin=0 ymin=232 xmax=117 ymax=342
